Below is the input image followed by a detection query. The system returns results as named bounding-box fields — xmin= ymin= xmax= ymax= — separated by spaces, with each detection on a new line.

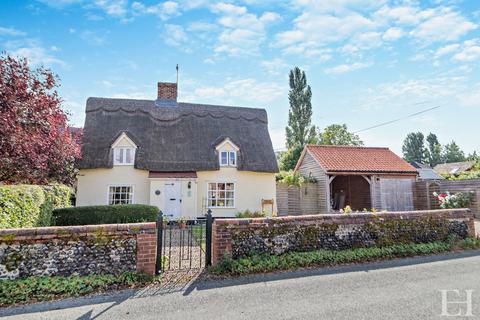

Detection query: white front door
xmin=164 ymin=182 xmax=182 ymax=218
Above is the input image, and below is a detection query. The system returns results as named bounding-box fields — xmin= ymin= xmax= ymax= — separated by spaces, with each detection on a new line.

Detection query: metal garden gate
xmin=156 ymin=210 xmax=212 ymax=274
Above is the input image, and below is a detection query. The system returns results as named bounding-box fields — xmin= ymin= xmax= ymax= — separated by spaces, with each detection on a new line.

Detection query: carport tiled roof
xmin=302 ymin=145 xmax=418 ymax=174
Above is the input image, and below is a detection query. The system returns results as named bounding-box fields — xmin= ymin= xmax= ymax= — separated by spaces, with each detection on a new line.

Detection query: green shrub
xmin=211 ymin=238 xmax=480 ymax=275
xmin=0 ymin=272 xmax=152 ymax=306
xmin=275 ymin=170 xmax=316 ymax=187
xmin=235 ymin=209 xmax=268 ymax=218
xmin=0 ymin=184 xmax=72 ymax=229
xmin=52 ymin=204 xmax=159 ymax=226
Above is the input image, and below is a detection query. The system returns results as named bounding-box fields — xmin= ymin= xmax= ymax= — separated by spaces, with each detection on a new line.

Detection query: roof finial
xmin=176 ymin=64 xmax=179 ymax=85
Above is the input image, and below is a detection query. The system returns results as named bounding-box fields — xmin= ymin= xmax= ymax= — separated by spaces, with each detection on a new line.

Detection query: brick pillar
xmin=136 ymin=232 xmax=157 ymax=275
xmin=212 ymin=221 xmax=234 ymax=266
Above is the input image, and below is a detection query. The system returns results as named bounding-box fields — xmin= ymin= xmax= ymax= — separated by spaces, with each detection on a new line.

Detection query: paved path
xmin=2 ymin=251 xmax=480 ymax=320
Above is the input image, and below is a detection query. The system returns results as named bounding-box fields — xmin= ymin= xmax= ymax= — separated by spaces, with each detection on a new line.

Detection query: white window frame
xmin=207 ymin=182 xmax=235 ymax=208
xmin=219 ymin=151 xmax=236 ymax=167
xmin=107 ymin=185 xmax=134 ymax=205
xmin=114 ymin=147 xmax=136 ymax=166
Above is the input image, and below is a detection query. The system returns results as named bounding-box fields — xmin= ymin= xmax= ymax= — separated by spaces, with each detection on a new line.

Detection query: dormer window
xmin=114 ymin=147 xmax=135 ymax=165
xmin=220 ymin=151 xmax=236 ymax=167
xmin=111 ymin=132 xmax=137 ymax=166
xmin=215 ymin=137 xmax=239 ymax=168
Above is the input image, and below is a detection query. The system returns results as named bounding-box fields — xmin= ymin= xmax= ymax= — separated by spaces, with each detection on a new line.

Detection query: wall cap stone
xmin=213 ymin=209 xmax=473 ymax=226
xmin=0 ymin=222 xmax=156 ymax=238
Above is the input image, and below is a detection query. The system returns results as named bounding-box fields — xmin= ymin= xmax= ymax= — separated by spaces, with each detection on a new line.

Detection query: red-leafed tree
xmin=0 ymin=53 xmax=81 ymax=185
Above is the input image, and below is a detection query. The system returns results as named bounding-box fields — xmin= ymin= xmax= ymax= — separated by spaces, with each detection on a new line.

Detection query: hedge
xmin=52 ymin=204 xmax=159 ymax=226
xmin=0 ymin=184 xmax=72 ymax=229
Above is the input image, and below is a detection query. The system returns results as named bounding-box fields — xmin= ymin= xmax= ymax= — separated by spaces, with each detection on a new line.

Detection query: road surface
xmin=2 ymin=251 xmax=480 ymax=320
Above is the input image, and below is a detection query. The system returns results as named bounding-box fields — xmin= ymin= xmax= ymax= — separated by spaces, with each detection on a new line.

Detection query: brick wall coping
xmin=0 ymin=222 xmax=156 ymax=237
xmin=214 ymin=209 xmax=473 ymax=226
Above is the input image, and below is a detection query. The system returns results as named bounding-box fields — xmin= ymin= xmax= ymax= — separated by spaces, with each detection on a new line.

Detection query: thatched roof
xmin=79 ymin=97 xmax=278 ymax=173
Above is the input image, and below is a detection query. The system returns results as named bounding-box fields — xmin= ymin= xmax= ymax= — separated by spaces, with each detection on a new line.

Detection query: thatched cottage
xmin=76 ymin=82 xmax=278 ymax=218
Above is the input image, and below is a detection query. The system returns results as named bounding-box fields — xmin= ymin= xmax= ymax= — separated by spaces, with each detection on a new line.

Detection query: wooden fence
xmin=276 ymin=183 xmax=320 ymax=216
xmin=413 ymin=179 xmax=480 ymax=218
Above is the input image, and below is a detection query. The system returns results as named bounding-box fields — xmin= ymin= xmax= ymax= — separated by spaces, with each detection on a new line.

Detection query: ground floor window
xmin=108 ymin=186 xmax=133 ymax=205
xmin=207 ymin=182 xmax=235 ymax=208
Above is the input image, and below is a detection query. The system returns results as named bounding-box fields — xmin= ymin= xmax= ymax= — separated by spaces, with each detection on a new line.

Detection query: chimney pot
xmin=157 ymin=82 xmax=177 ymax=102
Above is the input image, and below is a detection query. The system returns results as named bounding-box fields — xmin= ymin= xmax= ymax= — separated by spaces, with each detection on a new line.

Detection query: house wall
xmin=197 ymin=168 xmax=276 ymax=217
xmin=149 ymin=179 xmax=197 ymax=218
xmin=76 ymin=167 xmax=276 ymax=218
xmin=296 ymin=151 xmax=328 ymax=212
xmin=76 ymin=167 xmax=150 ymax=206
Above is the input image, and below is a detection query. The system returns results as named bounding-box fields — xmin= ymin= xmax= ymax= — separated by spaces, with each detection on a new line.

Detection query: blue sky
xmin=1 ymin=0 xmax=479 ymax=155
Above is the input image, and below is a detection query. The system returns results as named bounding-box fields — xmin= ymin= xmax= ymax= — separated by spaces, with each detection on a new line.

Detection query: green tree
xmin=402 ymin=132 xmax=426 ymax=163
xmin=279 ymin=145 xmax=304 ymax=171
xmin=443 ymin=141 xmax=465 ymax=163
xmin=426 ymin=133 xmax=442 ymax=167
xmin=318 ymin=124 xmax=363 ymax=146
xmin=285 ymin=67 xmax=317 ymax=149
xmin=467 ymin=151 xmax=479 ymax=161
xmin=280 ymin=67 xmax=317 ymax=171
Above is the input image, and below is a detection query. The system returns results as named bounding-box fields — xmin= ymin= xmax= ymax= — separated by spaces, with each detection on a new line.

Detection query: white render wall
xmin=76 ymin=166 xmax=150 ymax=206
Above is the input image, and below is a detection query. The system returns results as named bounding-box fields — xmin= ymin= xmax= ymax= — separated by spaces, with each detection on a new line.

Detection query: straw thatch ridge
xmin=79 ymin=97 xmax=279 ymax=173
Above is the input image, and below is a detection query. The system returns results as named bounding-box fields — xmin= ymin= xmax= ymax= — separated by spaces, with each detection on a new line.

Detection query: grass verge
xmin=210 ymin=237 xmax=480 ymax=276
xmin=0 ymin=272 xmax=153 ymax=307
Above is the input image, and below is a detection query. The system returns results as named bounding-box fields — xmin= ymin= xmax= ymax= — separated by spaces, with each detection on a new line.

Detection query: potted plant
xmin=177 ymin=216 xmax=187 ymax=229
xmin=162 ymin=216 xmax=169 ymax=229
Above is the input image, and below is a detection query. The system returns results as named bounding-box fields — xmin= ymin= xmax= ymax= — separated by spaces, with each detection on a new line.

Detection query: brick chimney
xmin=157 ymin=82 xmax=177 ymax=102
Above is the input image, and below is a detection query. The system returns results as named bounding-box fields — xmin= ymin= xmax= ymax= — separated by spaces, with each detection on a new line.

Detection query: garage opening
xmin=330 ymin=175 xmax=371 ymax=211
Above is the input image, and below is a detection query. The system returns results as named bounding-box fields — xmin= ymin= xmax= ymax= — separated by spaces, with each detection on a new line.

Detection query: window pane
xmin=208 ymin=183 xmax=217 ymax=191
xmin=226 ymin=199 xmax=234 ymax=207
xmin=226 ymin=191 xmax=234 ymax=199
xmin=109 ymin=186 xmax=132 ymax=205
xmin=218 ymin=191 xmax=225 ymax=199
xmin=125 ymin=149 xmax=132 ymax=163
xmin=218 ymin=183 xmax=226 ymax=190
xmin=226 ymin=183 xmax=234 ymax=190
xmin=220 ymin=152 xmax=228 ymax=165
xmin=229 ymin=152 xmax=236 ymax=165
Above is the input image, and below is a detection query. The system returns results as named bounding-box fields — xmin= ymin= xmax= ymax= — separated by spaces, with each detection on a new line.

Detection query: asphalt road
xmin=2 ymin=251 xmax=480 ymax=320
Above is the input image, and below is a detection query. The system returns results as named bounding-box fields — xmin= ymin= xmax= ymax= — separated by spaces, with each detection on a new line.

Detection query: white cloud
xmin=211 ymin=2 xmax=280 ymax=56
xmin=382 ymin=27 xmax=403 ymax=41
xmin=94 ymin=0 xmax=128 ymax=17
xmin=163 ymin=24 xmax=189 ymax=47
xmin=435 ymin=43 xmax=460 ymax=57
xmin=5 ymin=39 xmax=66 ymax=67
xmin=185 ymin=78 xmax=284 ymax=105
xmin=325 ymin=62 xmax=371 ymax=74
xmin=0 ymin=26 xmax=26 ymax=37
xmin=453 ymin=40 xmax=480 ymax=62
xmin=459 ymin=83 xmax=480 ymax=107
xmin=80 ymin=30 xmax=109 ymax=46
xmin=132 ymin=1 xmax=180 ymax=21
xmin=341 ymin=31 xmax=382 ymax=53
xmin=260 ymin=58 xmax=288 ymax=75
xmin=409 ymin=8 xmax=477 ymax=42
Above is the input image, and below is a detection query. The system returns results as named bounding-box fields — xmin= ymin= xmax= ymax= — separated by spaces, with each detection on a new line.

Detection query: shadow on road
xmin=184 ymin=249 xmax=480 ymax=294
xmin=2 ymin=250 xmax=480 ymax=319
